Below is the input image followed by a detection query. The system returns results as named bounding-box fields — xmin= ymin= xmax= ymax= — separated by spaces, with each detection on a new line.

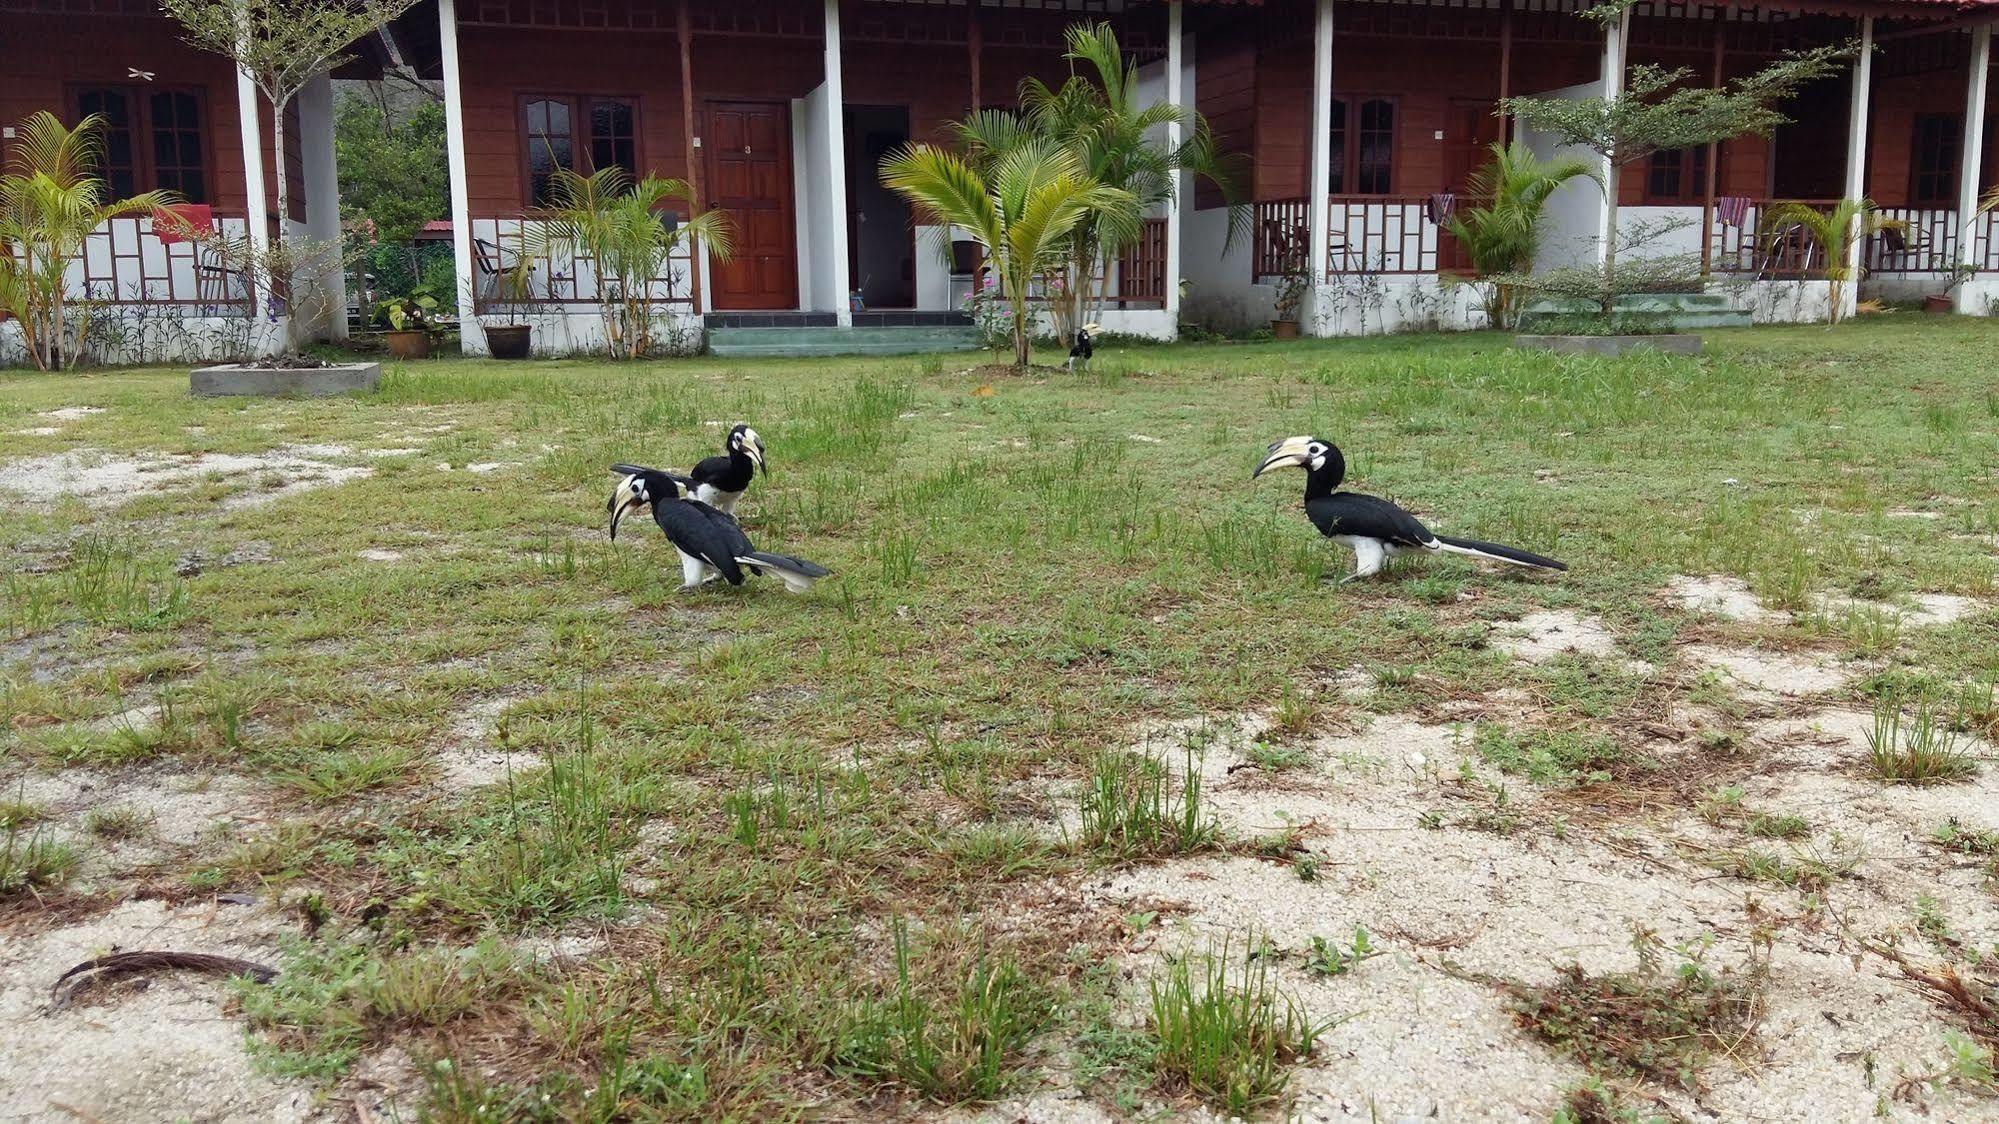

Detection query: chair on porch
xmin=472 ymin=237 xmax=520 ymax=302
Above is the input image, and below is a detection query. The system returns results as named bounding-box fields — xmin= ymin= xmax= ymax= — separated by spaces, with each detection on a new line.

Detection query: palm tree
xmin=1441 ymin=142 xmax=1596 ymax=329
xmin=1008 ymin=22 xmax=1246 ymax=343
xmin=1756 ymin=198 xmax=1902 ymax=326
xmin=0 ymin=111 xmax=175 ymax=369
xmin=515 ymin=167 xmax=732 ymax=359
xmin=881 ymin=138 xmax=1133 ymax=369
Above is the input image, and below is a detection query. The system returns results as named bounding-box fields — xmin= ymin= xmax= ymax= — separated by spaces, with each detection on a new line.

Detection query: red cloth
xmin=153 ymin=203 xmax=214 ymax=244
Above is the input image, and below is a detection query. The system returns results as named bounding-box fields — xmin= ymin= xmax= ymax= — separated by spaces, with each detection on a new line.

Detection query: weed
xmin=1932 ymin=818 xmax=1999 ymax=856
xmin=1078 ymin=743 xmax=1218 ymax=860
xmin=1474 ymin=724 xmax=1629 ymax=785
xmin=1551 ymin=1079 xmax=1670 ymax=1124
xmin=1697 ymin=785 xmax=1744 ymax=825
xmin=1 ymin=822 xmax=79 ymax=897
xmin=1245 ymin=739 xmax=1310 ymax=771
xmin=1868 ymin=694 xmax=1979 ymax=784
xmin=1147 ymin=937 xmax=1336 ymax=1115
xmin=0 ymin=798 xmax=43 ymax=831
xmin=272 ymin=747 xmax=415 ymax=803
xmin=1703 ymin=841 xmax=1858 ymax=892
xmin=1271 ymin=685 xmax=1317 ymax=735
xmin=84 ymin=804 xmax=153 ymax=840
xmin=1509 ymin=933 xmax=1767 ymax=1087
xmin=1303 ymin=927 xmax=1378 ymax=978
xmin=1744 ymin=812 xmax=1811 ymax=840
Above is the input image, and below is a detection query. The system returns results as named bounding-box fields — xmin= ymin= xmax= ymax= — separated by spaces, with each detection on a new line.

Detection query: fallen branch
xmin=50 ymin=951 xmax=279 ymax=1010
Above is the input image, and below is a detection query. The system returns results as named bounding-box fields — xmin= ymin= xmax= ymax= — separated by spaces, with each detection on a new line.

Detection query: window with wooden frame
xmin=70 ymin=86 xmax=208 ymax=202
xmin=521 ymin=95 xmax=640 ymax=206
xmin=1327 ymin=95 xmax=1396 ymax=195
xmin=1910 ymin=113 xmax=1960 ymax=207
xmin=1643 ymin=144 xmax=1716 ymax=205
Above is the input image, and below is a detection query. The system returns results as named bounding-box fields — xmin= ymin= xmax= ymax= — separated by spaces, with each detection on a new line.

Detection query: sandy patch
xmin=0 ymin=900 xmax=317 ymax=1123
xmin=357 ymin=548 xmax=405 ymax=563
xmin=6 ymin=767 xmax=267 ymax=849
xmin=431 ymin=697 xmax=542 ymax=791
xmin=1820 ymin=591 xmax=1986 ymax=628
xmin=1492 ymin=609 xmax=1621 ymax=665
xmin=40 ymin=406 xmax=106 ymax=421
xmin=1663 ymin=574 xmax=1782 ymax=623
xmin=16 ymin=426 xmax=63 ymax=437
xmin=0 ymin=447 xmax=371 ymax=509
xmin=1686 ymin=644 xmax=1857 ymax=698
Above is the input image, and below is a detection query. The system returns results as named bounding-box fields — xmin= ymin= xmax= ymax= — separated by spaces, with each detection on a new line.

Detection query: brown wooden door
xmin=705 ymin=101 xmax=797 ymax=310
xmin=1440 ymin=100 xmax=1500 ymax=272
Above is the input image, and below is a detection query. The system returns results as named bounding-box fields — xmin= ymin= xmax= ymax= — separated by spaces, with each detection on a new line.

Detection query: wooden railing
xmin=1707 ymin=199 xmax=1836 ymax=278
xmin=4 ymin=212 xmax=257 ymax=313
xmin=1253 ymin=196 xmax=1457 ymax=280
xmin=1709 ymin=200 xmax=1999 ymax=278
xmin=469 ymin=214 xmax=697 ymax=311
xmin=1113 ymin=217 xmax=1168 ymax=307
xmin=1864 ymin=207 xmax=1961 ymax=274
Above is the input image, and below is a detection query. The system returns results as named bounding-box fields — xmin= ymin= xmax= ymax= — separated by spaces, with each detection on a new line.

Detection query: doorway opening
xmin=845 ymin=105 xmax=915 ymax=309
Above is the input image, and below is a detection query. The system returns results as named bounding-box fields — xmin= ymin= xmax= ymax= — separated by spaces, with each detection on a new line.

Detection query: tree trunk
xmin=1600 ymin=161 xmax=1621 ymax=319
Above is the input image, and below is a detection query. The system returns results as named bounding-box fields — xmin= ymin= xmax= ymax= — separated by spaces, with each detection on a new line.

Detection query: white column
xmin=234 ymin=60 xmax=272 ymax=347
xmin=298 ymin=74 xmax=347 ymax=340
xmin=1164 ymin=0 xmax=1185 ymax=332
xmin=1305 ymin=0 xmax=1334 ymax=330
xmin=1956 ymin=22 xmax=1991 ymax=312
xmin=1841 ymin=16 xmax=1873 ymax=322
xmin=438 ymin=0 xmax=484 ymax=354
xmin=823 ymin=0 xmax=853 ymax=326
xmin=1598 ymin=14 xmax=1627 ymax=266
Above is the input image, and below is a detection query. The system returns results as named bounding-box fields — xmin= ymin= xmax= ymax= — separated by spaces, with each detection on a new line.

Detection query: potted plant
xmin=1926 ymin=263 xmax=1976 ymax=315
xmin=1270 ymin=266 xmax=1307 ymax=339
xmin=483 ymin=269 xmax=534 ymax=359
xmin=376 ymin=293 xmax=438 ymax=359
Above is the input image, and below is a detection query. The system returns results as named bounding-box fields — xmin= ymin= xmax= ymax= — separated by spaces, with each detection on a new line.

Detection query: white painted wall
xmin=914 ymin=224 xmax=956 ymax=311
xmin=1617 ymin=206 xmax=1705 ymax=260
xmin=791 ymin=93 xmax=832 ymax=312
xmin=1523 ymin=79 xmax=1609 ymax=272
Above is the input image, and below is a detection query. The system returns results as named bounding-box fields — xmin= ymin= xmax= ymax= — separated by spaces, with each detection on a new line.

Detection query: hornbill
xmin=1252 ymin=436 xmax=1567 ymax=582
xmin=688 ymin=424 xmax=766 ymax=514
xmin=1067 ymin=323 xmax=1098 ymax=372
xmin=609 ymin=469 xmax=830 ymax=592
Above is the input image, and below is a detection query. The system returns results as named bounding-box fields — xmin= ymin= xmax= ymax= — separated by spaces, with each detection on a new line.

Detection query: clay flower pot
xmin=485 ymin=324 xmax=533 ymax=359
xmin=384 ymin=329 xmax=433 ymax=360
xmin=1270 ymin=319 xmax=1301 ymax=339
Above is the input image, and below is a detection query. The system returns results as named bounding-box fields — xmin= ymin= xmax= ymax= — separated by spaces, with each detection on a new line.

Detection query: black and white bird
xmin=1067 ymin=322 xmax=1098 ymax=372
xmin=687 ymin=424 xmax=765 ymax=514
xmin=1252 ymin=436 xmax=1567 ymax=583
xmin=608 ymin=468 xmax=830 ymax=593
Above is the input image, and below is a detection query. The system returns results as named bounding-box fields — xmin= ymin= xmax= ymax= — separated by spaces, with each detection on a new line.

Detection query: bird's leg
xmin=677 ymin=550 xmax=707 ymax=591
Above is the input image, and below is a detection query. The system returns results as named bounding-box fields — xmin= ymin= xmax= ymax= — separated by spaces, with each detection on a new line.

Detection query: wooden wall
xmin=0 ymin=13 xmax=307 ymax=221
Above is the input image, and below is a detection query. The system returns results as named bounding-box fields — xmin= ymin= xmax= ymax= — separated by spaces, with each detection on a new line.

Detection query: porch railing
xmin=468 ymin=215 xmax=697 ymax=312
xmin=1709 ymin=201 xmax=1997 ymax=279
xmin=1252 ymin=196 xmax=1456 ymax=280
xmin=2 ymin=213 xmax=257 ymax=314
xmin=1707 ymin=199 xmax=1835 ymax=278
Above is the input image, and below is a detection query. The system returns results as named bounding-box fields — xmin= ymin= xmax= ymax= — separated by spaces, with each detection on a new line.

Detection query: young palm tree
xmin=881 ymin=138 xmax=1133 ymax=369
xmin=1441 ymin=142 xmax=1597 ymax=329
xmin=1008 ymin=22 xmax=1246 ymax=342
xmin=0 ymin=111 xmax=175 ymax=369
xmin=515 ymin=167 xmax=732 ymax=359
xmin=1756 ymin=198 xmax=1901 ymax=326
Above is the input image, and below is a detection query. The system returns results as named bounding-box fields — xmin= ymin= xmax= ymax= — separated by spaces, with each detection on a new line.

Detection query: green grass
xmin=4 ymin=319 xmax=1999 ymax=1117
xmin=1147 ymin=938 xmax=1336 ymax=1115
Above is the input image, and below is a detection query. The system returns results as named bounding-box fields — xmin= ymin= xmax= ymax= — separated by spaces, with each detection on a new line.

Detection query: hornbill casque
xmin=1252 ymin=436 xmax=1567 ymax=583
xmin=608 ymin=469 xmax=830 ymax=593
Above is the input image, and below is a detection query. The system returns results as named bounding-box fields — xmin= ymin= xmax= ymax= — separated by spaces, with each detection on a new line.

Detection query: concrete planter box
xmin=1512 ymin=334 xmax=1703 ymax=357
xmin=191 ymin=362 xmax=381 ymax=397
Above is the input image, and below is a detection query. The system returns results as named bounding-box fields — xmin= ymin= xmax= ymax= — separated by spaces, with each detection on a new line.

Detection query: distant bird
xmin=1067 ymin=322 xmax=1097 ymax=372
xmin=686 ymin=424 xmax=765 ymax=514
xmin=608 ymin=468 xmax=829 ymax=593
xmin=127 ymin=68 xmax=155 ymax=81
xmin=1252 ymin=436 xmax=1567 ymax=583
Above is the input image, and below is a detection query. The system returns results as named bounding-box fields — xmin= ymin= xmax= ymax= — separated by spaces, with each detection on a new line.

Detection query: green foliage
xmin=1303 ymin=927 xmax=1378 ymax=978
xmin=1147 ymin=938 xmax=1334 ymax=1115
xmin=1077 ymin=742 xmax=1219 ymax=859
xmin=336 ymin=93 xmax=448 ymax=245
xmin=1756 ymin=199 xmax=1903 ymax=324
xmin=1868 ymin=692 xmax=1979 ymax=784
xmin=883 ymin=137 xmax=1132 ymax=368
xmin=1442 ymin=142 xmax=1597 ymax=328
xmin=0 ymin=111 xmax=176 ymax=369
xmin=1 ymin=820 xmax=78 ymax=898
xmin=1473 ymin=724 xmax=1627 ymax=785
xmin=516 ymin=167 xmax=731 ymax=359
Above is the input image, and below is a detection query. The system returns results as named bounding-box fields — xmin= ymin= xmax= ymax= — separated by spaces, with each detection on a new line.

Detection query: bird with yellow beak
xmin=609 ymin=468 xmax=829 ymax=593
xmin=1254 ymin=436 xmax=1567 ymax=583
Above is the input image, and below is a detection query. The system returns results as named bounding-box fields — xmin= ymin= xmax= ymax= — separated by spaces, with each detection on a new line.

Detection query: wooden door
xmin=705 ymin=101 xmax=797 ymax=310
xmin=1440 ymin=100 xmax=1500 ymax=272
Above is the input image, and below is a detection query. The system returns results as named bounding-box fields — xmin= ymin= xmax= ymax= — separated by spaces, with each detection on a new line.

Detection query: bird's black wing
xmin=652 ymin=500 xmax=749 ymax=584
xmin=1303 ymin=492 xmax=1436 ymax=547
xmin=690 ymin=452 xmax=753 ymax=493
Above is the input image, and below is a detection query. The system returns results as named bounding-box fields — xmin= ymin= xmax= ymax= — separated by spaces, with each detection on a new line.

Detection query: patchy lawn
xmin=3 ymin=319 xmax=1998 ymax=1122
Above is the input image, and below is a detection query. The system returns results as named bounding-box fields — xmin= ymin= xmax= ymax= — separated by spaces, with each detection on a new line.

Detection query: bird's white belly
xmin=695 ymin=484 xmax=743 ymax=513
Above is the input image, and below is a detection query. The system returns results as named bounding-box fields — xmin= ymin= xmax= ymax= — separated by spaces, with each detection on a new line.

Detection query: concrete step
xmin=1518 ymin=292 xmax=1753 ymax=331
xmin=707 ymin=325 xmax=982 ymax=358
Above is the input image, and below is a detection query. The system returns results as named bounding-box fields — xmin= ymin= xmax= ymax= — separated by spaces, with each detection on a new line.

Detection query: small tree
xmin=882 ymin=138 xmax=1132 ymax=369
xmin=0 ymin=112 xmax=176 ymax=369
xmin=1442 ymin=142 xmax=1597 ymax=328
xmin=1502 ymin=3 xmax=1848 ymax=317
xmin=162 ymin=0 xmax=421 ymax=322
xmin=1756 ymin=199 xmax=1903 ymax=325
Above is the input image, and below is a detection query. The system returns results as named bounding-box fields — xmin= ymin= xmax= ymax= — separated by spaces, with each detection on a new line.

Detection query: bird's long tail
xmin=1433 ymin=534 xmax=1567 ymax=572
xmin=735 ymin=551 xmax=832 ymax=593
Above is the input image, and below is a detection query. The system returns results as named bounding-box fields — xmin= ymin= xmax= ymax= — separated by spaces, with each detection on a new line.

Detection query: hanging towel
xmin=1426 ymin=193 xmax=1456 ymax=224
xmin=152 ymin=203 xmax=213 ymax=244
xmin=1714 ymin=196 xmax=1752 ymax=228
